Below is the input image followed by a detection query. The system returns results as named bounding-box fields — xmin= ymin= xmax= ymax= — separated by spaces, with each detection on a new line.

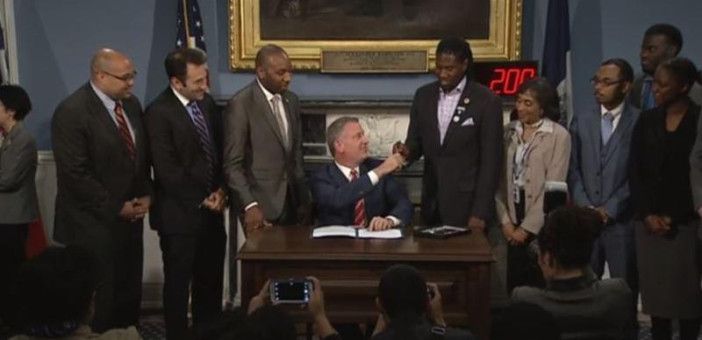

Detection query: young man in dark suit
xmin=51 ymin=48 xmax=152 ymax=332
xmin=144 ymin=47 xmax=226 ymax=339
xmin=310 ymin=117 xmax=412 ymax=229
xmin=397 ymin=37 xmax=503 ymax=230
xmin=568 ymin=58 xmax=639 ymax=306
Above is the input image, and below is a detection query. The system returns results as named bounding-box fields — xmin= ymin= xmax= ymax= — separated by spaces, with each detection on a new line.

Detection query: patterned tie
xmin=189 ymin=101 xmax=215 ymax=187
xmin=270 ymin=95 xmax=289 ymax=149
xmin=601 ymin=112 xmax=614 ymax=145
xmin=350 ymin=169 xmax=366 ymax=227
xmin=642 ymin=78 xmax=656 ymax=110
xmin=114 ymin=102 xmax=136 ymax=161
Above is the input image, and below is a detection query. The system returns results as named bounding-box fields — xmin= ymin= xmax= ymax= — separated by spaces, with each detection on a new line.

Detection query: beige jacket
xmin=495 ymin=118 xmax=571 ymax=234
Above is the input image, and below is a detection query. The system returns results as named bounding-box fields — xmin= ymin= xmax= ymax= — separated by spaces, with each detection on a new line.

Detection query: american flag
xmin=176 ymin=0 xmax=206 ymax=51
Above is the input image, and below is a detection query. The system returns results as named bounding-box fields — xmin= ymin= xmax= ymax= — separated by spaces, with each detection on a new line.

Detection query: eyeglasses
xmin=590 ymin=77 xmax=624 ymax=86
xmin=102 ymin=70 xmax=137 ymax=82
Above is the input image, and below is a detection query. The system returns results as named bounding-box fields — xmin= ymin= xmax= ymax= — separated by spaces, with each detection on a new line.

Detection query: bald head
xmin=255 ymin=44 xmax=292 ymax=94
xmin=90 ymin=48 xmax=136 ymax=100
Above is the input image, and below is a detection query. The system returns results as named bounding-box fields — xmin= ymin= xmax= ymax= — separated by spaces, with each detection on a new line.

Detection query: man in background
xmin=52 ymin=48 xmax=151 ymax=331
xmin=144 ymin=47 xmax=226 ymax=339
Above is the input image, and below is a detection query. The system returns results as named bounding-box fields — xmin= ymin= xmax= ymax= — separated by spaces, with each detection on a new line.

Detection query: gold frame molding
xmin=229 ymin=0 xmax=523 ymax=71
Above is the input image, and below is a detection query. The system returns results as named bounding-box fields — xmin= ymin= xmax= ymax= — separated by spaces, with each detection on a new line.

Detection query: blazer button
xmin=527 ymin=195 xmax=532 ymax=199
xmin=525 ymin=179 xmax=531 ymax=184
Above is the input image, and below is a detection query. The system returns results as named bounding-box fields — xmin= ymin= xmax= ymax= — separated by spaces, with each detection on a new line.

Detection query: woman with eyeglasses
xmin=630 ymin=57 xmax=702 ymax=340
xmin=495 ymin=77 xmax=571 ymax=293
xmin=0 ymin=85 xmax=38 ymax=327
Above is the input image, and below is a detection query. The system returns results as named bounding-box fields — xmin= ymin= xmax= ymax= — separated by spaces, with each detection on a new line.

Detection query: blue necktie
xmin=189 ymin=101 xmax=215 ymax=187
xmin=601 ymin=112 xmax=614 ymax=145
xmin=641 ymin=78 xmax=655 ymax=110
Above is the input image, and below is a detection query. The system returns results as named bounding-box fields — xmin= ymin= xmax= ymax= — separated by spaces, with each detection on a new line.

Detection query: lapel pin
xmin=464 ymin=98 xmax=470 ymax=104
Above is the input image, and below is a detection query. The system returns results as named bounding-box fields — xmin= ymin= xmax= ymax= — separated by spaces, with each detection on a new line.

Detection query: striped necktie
xmin=601 ymin=112 xmax=615 ymax=145
xmin=188 ymin=101 xmax=214 ymax=188
xmin=114 ymin=102 xmax=136 ymax=161
xmin=350 ymin=169 xmax=366 ymax=227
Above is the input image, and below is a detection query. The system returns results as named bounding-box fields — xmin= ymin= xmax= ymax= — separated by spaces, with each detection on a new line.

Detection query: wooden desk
xmin=237 ymin=226 xmax=493 ymax=340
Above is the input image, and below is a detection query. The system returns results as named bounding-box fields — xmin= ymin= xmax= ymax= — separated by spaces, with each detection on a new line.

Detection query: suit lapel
xmin=252 ymin=82 xmax=287 ymax=150
xmin=425 ymin=84 xmax=442 ymax=151
xmin=442 ymin=83 xmax=472 ymax=149
xmin=166 ymin=89 xmax=201 ymax=144
xmin=86 ymin=85 xmax=135 ymax=163
xmin=586 ymin=109 xmax=603 ymax=166
xmin=282 ymin=93 xmax=294 ymax=151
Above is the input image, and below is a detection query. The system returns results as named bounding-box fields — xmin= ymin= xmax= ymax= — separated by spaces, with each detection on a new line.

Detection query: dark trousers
xmin=506 ymin=190 xmax=543 ymax=293
xmin=651 ymin=317 xmax=701 ymax=340
xmin=0 ymin=223 xmax=28 ymax=324
xmin=84 ymin=221 xmax=144 ymax=333
xmin=160 ymin=212 xmax=226 ymax=340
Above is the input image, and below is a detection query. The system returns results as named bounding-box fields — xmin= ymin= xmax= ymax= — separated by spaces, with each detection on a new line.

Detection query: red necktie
xmin=350 ymin=169 xmax=366 ymax=227
xmin=114 ymin=102 xmax=136 ymax=161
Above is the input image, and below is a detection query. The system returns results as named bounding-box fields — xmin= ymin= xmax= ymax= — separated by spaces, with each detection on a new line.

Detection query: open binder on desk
xmin=312 ymin=226 xmax=403 ymax=239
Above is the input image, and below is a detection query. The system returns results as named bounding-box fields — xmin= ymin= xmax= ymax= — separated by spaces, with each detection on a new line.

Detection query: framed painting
xmin=229 ymin=0 xmax=523 ymax=71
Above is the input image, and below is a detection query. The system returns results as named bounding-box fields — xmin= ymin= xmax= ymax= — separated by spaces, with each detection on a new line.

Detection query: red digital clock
xmin=472 ymin=61 xmax=539 ymax=97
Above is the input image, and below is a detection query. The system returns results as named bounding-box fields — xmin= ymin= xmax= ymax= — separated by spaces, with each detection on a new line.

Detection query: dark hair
xmin=378 ymin=264 xmax=427 ymax=319
xmin=12 ymin=246 xmax=98 ymax=330
xmin=0 ymin=85 xmax=32 ymax=121
xmin=255 ymin=44 xmax=287 ymax=68
xmin=491 ymin=302 xmax=560 ymax=340
xmin=164 ymin=47 xmax=207 ymax=83
xmin=537 ymin=206 xmax=602 ymax=269
xmin=645 ymin=23 xmax=683 ymax=55
xmin=601 ymin=58 xmax=634 ymax=83
xmin=658 ymin=57 xmax=701 ymax=94
xmin=516 ymin=77 xmax=560 ymax=122
xmin=436 ymin=37 xmax=473 ymax=68
xmin=237 ymin=305 xmax=297 ymax=340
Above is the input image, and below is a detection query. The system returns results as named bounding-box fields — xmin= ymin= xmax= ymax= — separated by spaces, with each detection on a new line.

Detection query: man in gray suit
xmin=52 ymin=48 xmax=151 ymax=332
xmin=629 ymin=23 xmax=702 ymax=110
xmin=568 ymin=58 xmax=639 ymax=299
xmin=223 ymin=44 xmax=311 ymax=297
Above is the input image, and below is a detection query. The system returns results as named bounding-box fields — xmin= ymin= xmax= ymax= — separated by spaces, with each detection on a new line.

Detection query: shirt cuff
xmin=368 ymin=171 xmax=379 ymax=185
xmin=244 ymin=202 xmax=259 ymax=211
xmin=386 ymin=215 xmax=401 ymax=226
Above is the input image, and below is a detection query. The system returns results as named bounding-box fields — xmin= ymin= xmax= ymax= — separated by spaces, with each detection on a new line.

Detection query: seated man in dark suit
xmin=311 ymin=116 xmax=412 ymax=229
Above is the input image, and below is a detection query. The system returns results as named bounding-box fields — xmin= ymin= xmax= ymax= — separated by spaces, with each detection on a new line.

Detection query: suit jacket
xmin=52 ymin=83 xmax=151 ymax=244
xmin=405 ymin=79 xmax=503 ymax=226
xmin=144 ymin=88 xmax=224 ymax=235
xmin=0 ymin=122 xmax=38 ymax=224
xmin=310 ymin=158 xmax=412 ymax=226
xmin=568 ymin=103 xmax=640 ymax=223
xmin=495 ymin=119 xmax=571 ymax=234
xmin=512 ymin=271 xmax=636 ymax=340
xmin=223 ymin=80 xmax=310 ymax=221
xmin=629 ymin=74 xmax=702 ymax=109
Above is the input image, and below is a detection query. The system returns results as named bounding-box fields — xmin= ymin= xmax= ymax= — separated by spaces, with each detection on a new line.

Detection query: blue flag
xmin=542 ymin=0 xmax=573 ymax=126
xmin=176 ymin=0 xmax=206 ymax=51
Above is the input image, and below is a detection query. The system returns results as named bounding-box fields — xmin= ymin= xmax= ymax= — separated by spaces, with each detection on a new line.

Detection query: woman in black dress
xmin=630 ymin=57 xmax=702 ymax=340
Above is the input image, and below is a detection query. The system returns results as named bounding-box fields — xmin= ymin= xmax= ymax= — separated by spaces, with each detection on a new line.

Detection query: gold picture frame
xmin=229 ymin=0 xmax=523 ymax=71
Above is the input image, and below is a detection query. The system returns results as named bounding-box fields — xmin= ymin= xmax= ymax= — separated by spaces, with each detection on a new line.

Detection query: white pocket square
xmin=461 ymin=117 xmax=475 ymax=126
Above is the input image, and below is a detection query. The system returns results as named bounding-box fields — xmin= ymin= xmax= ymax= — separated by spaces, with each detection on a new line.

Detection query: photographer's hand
xmin=426 ymin=283 xmax=446 ymax=327
xmin=248 ymin=280 xmax=270 ymax=314
xmin=307 ymin=277 xmax=338 ymax=338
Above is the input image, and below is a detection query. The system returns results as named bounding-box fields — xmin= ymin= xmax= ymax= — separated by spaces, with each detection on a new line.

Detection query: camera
xmin=269 ymin=278 xmax=313 ymax=304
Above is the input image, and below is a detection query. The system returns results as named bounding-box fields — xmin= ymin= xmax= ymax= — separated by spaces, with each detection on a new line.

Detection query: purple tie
xmin=188 ymin=101 xmax=214 ymax=187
